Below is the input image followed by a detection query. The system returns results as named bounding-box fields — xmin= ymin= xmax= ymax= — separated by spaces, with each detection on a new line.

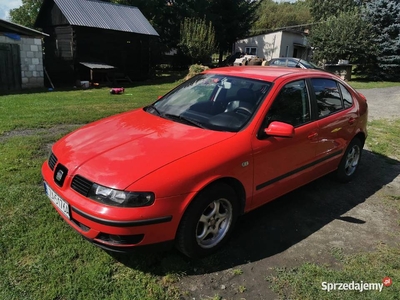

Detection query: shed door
xmin=0 ymin=43 xmax=22 ymax=91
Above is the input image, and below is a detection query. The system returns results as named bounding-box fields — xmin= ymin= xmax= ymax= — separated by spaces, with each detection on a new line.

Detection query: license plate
xmin=44 ymin=182 xmax=70 ymax=219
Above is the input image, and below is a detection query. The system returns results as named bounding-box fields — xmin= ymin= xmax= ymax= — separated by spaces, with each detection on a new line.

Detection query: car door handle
xmin=348 ymin=117 xmax=356 ymax=125
xmin=308 ymin=132 xmax=318 ymax=139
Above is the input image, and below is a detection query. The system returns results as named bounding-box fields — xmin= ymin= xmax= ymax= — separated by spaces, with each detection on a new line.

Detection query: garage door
xmin=0 ymin=43 xmax=22 ymax=92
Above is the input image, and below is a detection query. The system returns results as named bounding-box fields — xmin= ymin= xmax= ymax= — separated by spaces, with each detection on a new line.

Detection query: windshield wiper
xmin=145 ymin=104 xmax=161 ymax=116
xmin=163 ymin=113 xmax=207 ymax=129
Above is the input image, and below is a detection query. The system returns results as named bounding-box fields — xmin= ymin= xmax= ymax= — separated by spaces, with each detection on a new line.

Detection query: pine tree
xmin=365 ymin=0 xmax=400 ymax=80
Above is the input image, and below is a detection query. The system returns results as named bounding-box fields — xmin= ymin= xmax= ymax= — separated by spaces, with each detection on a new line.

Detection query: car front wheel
xmin=176 ymin=183 xmax=238 ymax=258
xmin=336 ymin=137 xmax=362 ymax=182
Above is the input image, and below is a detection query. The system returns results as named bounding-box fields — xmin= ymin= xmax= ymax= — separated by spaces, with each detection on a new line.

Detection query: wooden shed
xmin=35 ymin=0 xmax=159 ymax=86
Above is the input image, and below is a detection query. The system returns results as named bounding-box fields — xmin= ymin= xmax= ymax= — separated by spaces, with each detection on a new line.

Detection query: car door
xmin=250 ymin=79 xmax=319 ymax=209
xmin=309 ymin=78 xmax=358 ymax=168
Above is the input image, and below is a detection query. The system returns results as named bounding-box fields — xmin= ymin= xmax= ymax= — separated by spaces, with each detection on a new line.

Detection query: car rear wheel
xmin=176 ymin=183 xmax=238 ymax=258
xmin=336 ymin=137 xmax=362 ymax=182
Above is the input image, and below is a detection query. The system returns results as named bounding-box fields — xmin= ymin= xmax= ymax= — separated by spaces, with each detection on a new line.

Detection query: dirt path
xmin=177 ymin=87 xmax=400 ymax=300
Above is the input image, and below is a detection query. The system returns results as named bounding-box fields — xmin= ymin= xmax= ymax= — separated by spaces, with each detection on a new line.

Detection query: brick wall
xmin=0 ymin=34 xmax=45 ymax=89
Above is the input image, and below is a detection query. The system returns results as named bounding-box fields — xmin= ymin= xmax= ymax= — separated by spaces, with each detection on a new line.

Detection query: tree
xmin=9 ymin=0 xmax=43 ymax=29
xmin=204 ymin=0 xmax=259 ymax=62
xmin=364 ymin=0 xmax=400 ymax=80
xmin=309 ymin=9 xmax=377 ymax=64
xmin=310 ymin=0 xmax=362 ymax=21
xmin=179 ymin=17 xmax=216 ymax=63
xmin=252 ymin=0 xmax=312 ymax=34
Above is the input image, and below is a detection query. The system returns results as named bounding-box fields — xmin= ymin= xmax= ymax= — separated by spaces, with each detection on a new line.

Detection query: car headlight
xmin=88 ymin=183 xmax=155 ymax=207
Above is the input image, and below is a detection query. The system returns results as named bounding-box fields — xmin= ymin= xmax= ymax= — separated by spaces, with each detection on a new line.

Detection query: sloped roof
xmin=0 ymin=18 xmax=48 ymax=37
xmin=37 ymin=0 xmax=158 ymax=36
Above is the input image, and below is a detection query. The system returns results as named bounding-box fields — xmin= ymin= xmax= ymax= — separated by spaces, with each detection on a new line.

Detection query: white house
xmin=234 ymin=30 xmax=310 ymax=61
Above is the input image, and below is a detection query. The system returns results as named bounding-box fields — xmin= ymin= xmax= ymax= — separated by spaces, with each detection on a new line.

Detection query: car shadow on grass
xmin=109 ymin=149 xmax=400 ymax=276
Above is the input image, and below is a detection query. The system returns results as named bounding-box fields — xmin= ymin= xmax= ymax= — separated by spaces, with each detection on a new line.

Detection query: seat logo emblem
xmin=56 ymin=169 xmax=64 ymax=182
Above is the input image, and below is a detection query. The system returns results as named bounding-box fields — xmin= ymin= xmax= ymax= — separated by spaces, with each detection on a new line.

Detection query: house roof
xmin=0 ymin=18 xmax=48 ymax=38
xmin=36 ymin=0 xmax=159 ymax=36
xmin=80 ymin=62 xmax=116 ymax=70
xmin=237 ymin=29 xmax=306 ymax=41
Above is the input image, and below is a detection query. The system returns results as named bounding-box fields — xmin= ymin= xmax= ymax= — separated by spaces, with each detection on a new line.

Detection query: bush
xmin=185 ymin=64 xmax=210 ymax=80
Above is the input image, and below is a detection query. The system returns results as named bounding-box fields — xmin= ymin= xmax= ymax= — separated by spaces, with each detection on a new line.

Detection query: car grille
xmin=48 ymin=153 xmax=58 ymax=170
xmin=71 ymin=175 xmax=93 ymax=197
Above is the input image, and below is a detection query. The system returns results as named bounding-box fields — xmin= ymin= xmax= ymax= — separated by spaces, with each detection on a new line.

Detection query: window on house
xmin=245 ymin=47 xmax=257 ymax=55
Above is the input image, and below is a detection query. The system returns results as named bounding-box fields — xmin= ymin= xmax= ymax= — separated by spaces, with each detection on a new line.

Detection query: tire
xmin=176 ymin=183 xmax=239 ymax=258
xmin=336 ymin=137 xmax=362 ymax=183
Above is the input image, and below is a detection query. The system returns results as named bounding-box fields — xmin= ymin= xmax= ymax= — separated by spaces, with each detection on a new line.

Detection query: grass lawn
xmin=1 ymin=73 xmax=399 ymax=299
xmin=348 ymin=80 xmax=400 ymax=90
xmin=0 ymin=80 xmax=184 ymax=300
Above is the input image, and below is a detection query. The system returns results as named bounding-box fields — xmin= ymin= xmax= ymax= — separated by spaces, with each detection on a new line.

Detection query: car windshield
xmin=145 ymin=74 xmax=272 ymax=132
xmin=299 ymin=59 xmax=320 ymax=69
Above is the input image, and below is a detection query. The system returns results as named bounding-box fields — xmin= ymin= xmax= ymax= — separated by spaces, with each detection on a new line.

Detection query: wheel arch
xmin=182 ymin=177 xmax=247 ymax=217
xmin=354 ymin=131 xmax=366 ymax=147
xmin=198 ymin=177 xmax=247 ymax=215
xmin=175 ymin=177 xmax=246 ymax=257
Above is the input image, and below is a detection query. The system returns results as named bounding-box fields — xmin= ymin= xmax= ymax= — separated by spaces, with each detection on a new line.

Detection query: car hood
xmin=53 ymin=109 xmax=235 ymax=189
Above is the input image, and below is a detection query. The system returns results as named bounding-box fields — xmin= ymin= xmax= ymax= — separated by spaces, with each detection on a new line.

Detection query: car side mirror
xmin=264 ymin=121 xmax=294 ymax=138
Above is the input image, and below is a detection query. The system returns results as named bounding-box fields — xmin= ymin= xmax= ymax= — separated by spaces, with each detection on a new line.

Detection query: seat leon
xmin=42 ymin=66 xmax=368 ymax=258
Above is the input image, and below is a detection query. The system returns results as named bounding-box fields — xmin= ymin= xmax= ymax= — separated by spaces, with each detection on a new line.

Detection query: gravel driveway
xmin=358 ymin=86 xmax=400 ymax=120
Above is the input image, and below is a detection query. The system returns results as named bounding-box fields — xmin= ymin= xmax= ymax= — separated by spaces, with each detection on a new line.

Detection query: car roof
xmin=204 ymin=66 xmax=333 ymax=82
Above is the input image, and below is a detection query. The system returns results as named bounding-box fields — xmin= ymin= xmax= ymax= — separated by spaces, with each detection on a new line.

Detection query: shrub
xmin=185 ymin=64 xmax=210 ymax=80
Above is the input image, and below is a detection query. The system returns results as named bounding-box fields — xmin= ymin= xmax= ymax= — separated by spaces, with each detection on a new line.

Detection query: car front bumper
xmin=42 ymin=162 xmax=191 ymax=251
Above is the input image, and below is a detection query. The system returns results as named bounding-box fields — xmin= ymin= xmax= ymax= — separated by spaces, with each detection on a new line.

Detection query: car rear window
xmin=339 ymin=83 xmax=353 ymax=109
xmin=311 ymin=78 xmax=344 ymax=118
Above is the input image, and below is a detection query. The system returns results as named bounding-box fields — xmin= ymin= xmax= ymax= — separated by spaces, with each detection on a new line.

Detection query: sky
xmin=0 ymin=0 xmax=22 ymax=20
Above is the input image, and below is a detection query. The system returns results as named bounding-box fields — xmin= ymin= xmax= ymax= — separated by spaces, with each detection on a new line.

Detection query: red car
xmin=42 ymin=66 xmax=368 ymax=258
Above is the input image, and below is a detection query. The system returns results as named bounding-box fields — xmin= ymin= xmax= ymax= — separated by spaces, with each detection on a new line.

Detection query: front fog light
xmin=88 ymin=184 xmax=155 ymax=207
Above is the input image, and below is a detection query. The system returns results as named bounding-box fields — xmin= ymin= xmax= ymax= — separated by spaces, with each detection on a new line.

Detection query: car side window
xmin=339 ymin=83 xmax=353 ymax=109
xmin=311 ymin=78 xmax=343 ymax=118
xmin=265 ymin=80 xmax=311 ymax=127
